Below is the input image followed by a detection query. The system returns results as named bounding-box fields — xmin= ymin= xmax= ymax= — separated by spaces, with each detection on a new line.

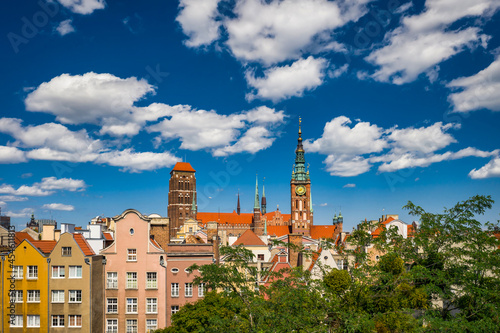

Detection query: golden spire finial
xmin=298 ymin=117 xmax=302 ymax=134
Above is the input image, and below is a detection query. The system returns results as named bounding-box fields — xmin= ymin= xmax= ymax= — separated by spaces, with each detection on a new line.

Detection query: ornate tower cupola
xmin=290 ymin=118 xmax=313 ymax=236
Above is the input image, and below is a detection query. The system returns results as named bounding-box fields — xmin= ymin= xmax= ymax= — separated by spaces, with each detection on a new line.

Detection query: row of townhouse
xmin=1 ymin=209 xmax=216 ymax=333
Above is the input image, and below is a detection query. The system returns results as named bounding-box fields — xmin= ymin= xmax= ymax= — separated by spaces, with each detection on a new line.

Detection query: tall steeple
xmin=254 ymin=174 xmax=260 ymax=210
xmin=191 ymin=192 xmax=197 ymax=216
xmin=261 ymin=177 xmax=267 ymax=215
xmin=237 ymin=190 xmax=241 ymax=215
xmin=292 ymin=117 xmax=308 ymax=181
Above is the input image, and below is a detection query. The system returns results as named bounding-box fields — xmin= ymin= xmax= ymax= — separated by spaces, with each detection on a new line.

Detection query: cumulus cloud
xmin=366 ymin=0 xmax=498 ymax=84
xmin=246 ymin=56 xmax=328 ymax=102
xmin=25 ymin=72 xmax=156 ymax=130
xmin=447 ymin=56 xmax=500 ymax=112
xmin=176 ymin=0 xmax=221 ymax=47
xmin=42 ymin=203 xmax=75 ymax=211
xmin=469 ymin=157 xmax=500 ymax=179
xmin=95 ymin=149 xmax=180 ymax=173
xmin=0 ymin=195 xmax=28 ymax=202
xmin=56 ymin=19 xmax=75 ymax=36
xmin=148 ymin=105 xmax=285 ymax=155
xmin=0 ymin=146 xmax=27 ymax=163
xmin=0 ymin=177 xmax=86 ymax=197
xmin=57 ymin=0 xmax=106 ymax=15
xmin=306 ymin=116 xmax=496 ymax=177
xmin=5 ymin=208 xmax=33 ymax=218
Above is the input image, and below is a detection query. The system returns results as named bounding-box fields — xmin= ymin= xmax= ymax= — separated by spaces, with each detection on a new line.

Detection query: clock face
xmin=295 ymin=185 xmax=306 ymax=196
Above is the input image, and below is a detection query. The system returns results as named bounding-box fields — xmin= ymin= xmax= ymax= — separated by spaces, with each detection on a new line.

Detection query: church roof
xmin=233 ymin=229 xmax=266 ymax=246
xmin=171 ymin=162 xmax=196 ymax=172
xmin=267 ymin=225 xmax=291 ymax=237
xmin=197 ymin=212 xmax=253 ymax=225
xmin=310 ymin=225 xmax=339 ymax=240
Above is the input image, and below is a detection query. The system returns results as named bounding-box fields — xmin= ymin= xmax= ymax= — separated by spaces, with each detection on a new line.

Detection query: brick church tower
xmin=167 ymin=162 xmax=197 ymax=238
xmin=290 ymin=118 xmax=313 ymax=236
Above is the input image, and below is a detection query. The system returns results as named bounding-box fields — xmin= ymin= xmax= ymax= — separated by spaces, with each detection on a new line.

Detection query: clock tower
xmin=290 ymin=118 xmax=313 ymax=235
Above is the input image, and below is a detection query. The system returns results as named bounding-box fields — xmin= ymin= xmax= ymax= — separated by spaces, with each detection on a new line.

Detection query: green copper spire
xmin=254 ymin=174 xmax=260 ymax=210
xmin=310 ymin=188 xmax=313 ymax=213
xmin=293 ymin=117 xmax=309 ymax=181
xmin=191 ymin=191 xmax=196 ymax=214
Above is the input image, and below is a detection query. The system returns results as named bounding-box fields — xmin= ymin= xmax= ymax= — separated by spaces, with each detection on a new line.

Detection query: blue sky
xmin=1 ymin=0 xmax=500 ymax=231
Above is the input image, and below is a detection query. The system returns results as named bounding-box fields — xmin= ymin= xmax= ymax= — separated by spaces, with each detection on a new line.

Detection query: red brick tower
xmin=167 ymin=162 xmax=196 ymax=238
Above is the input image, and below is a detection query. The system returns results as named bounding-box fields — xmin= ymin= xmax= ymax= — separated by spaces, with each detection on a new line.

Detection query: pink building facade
xmin=101 ymin=209 xmax=167 ymax=332
xmin=166 ymin=244 xmax=215 ymax=324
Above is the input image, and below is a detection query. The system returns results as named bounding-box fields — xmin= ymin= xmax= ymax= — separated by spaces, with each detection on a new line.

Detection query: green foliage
xmin=158 ymin=195 xmax=500 ymax=333
xmin=324 ymin=268 xmax=351 ymax=294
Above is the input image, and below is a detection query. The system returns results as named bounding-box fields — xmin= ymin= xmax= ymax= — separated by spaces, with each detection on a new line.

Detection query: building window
xmin=52 ymin=290 xmax=64 ymax=303
xmin=257 ymin=254 xmax=265 ymax=261
xmin=185 ymin=283 xmax=193 ymax=297
xmin=69 ymin=265 xmax=82 ymax=278
xmin=146 ymin=272 xmax=157 ymax=289
xmin=146 ymin=319 xmax=157 ymax=332
xmin=146 ymin=298 xmax=157 ymax=313
xmin=171 ymin=305 xmax=179 ymax=315
xmin=27 ymin=265 xmax=38 ymax=279
xmin=69 ymin=315 xmax=82 ymax=327
xmin=129 ymin=228 xmax=134 ymax=235
xmin=12 ymin=265 xmax=23 ymax=279
xmin=171 ymin=283 xmax=179 ymax=297
xmin=69 ymin=290 xmax=82 ymax=303
xmin=336 ymin=259 xmax=348 ymax=270
xmin=198 ymin=283 xmax=205 ymax=297
xmin=127 ymin=249 xmax=137 ymax=261
xmin=106 ymin=319 xmax=118 ymax=333
xmin=27 ymin=290 xmax=40 ymax=302
xmin=126 ymin=272 xmax=137 ymax=289
xmin=52 ymin=265 xmax=65 ymax=278
xmin=10 ymin=290 xmax=23 ymax=303
xmin=107 ymin=298 xmax=118 ymax=313
xmin=27 ymin=315 xmax=40 ymax=327
xmin=107 ymin=272 xmax=118 ymax=289
xmin=52 ymin=315 xmax=65 ymax=327
xmin=62 ymin=247 xmax=72 ymax=256
xmin=126 ymin=319 xmax=138 ymax=333
xmin=10 ymin=315 xmax=23 ymax=327
xmin=126 ymin=298 xmax=137 ymax=313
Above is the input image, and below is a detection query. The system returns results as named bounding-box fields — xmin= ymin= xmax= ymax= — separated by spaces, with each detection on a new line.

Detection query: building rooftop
xmin=171 ymin=162 xmax=196 ymax=173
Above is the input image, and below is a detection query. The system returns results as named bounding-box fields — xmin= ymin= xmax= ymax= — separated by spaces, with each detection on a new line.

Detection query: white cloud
xmin=469 ymin=157 xmax=500 ymax=179
xmin=25 ymin=72 xmax=155 ymax=128
xmin=5 ymin=208 xmax=32 ymax=218
xmin=447 ymin=56 xmax=500 ymax=112
xmin=56 ymin=19 xmax=75 ymax=36
xmin=307 ymin=116 xmax=497 ymax=177
xmin=343 ymin=183 xmax=356 ymax=188
xmin=0 ymin=196 xmax=28 ymax=202
xmin=148 ymin=105 xmax=285 ymax=155
xmin=387 ymin=122 xmax=459 ymax=154
xmin=223 ymin=0 xmax=368 ymax=65
xmin=246 ymin=56 xmax=328 ymax=102
xmin=213 ymin=126 xmax=275 ymax=156
xmin=42 ymin=203 xmax=75 ymax=211
xmin=95 ymin=149 xmax=180 ymax=173
xmin=304 ymin=116 xmax=387 ymax=155
xmin=0 ymin=146 xmax=27 ymax=163
xmin=57 ymin=0 xmax=106 ymax=15
xmin=176 ymin=0 xmax=221 ymax=47
xmin=366 ymin=0 xmax=499 ymax=84
xmin=0 ymin=118 xmax=102 ymax=154
xmin=0 ymin=177 xmax=86 ymax=197
xmin=324 ymin=154 xmax=371 ymax=177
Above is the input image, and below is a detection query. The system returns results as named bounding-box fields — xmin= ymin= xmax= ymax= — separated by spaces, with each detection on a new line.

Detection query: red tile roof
xmin=371 ymin=217 xmax=395 ymax=237
xmin=264 ymin=211 xmax=291 ymax=222
xmin=103 ymin=232 xmax=113 ymax=241
xmin=308 ymin=248 xmax=322 ymax=272
xmin=15 ymin=232 xmax=35 ymax=245
xmin=31 ymin=240 xmax=57 ymax=254
xmin=267 ymin=225 xmax=290 ymax=237
xmin=172 ymin=162 xmax=195 ymax=172
xmin=74 ymin=226 xmax=82 ymax=230
xmin=233 ymin=229 xmax=266 ymax=246
xmin=73 ymin=233 xmax=95 ymax=256
xmin=197 ymin=212 xmax=253 ymax=225
xmin=310 ymin=225 xmax=338 ymax=240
